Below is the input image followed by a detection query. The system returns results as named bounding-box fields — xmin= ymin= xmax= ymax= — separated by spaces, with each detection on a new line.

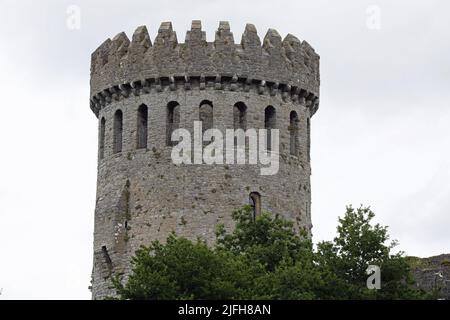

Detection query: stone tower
xmin=89 ymin=21 xmax=320 ymax=299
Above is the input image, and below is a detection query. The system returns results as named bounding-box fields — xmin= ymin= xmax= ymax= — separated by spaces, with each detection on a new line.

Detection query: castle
xmin=89 ymin=21 xmax=320 ymax=299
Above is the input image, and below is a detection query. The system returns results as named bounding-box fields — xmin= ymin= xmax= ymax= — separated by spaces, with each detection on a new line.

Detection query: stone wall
xmin=412 ymin=254 xmax=450 ymax=299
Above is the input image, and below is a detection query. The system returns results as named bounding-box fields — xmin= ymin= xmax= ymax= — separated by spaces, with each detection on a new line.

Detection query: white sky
xmin=0 ymin=0 xmax=449 ymax=299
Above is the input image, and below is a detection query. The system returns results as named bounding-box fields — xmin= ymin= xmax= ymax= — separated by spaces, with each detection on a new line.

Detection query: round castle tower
xmin=90 ymin=20 xmax=320 ymax=299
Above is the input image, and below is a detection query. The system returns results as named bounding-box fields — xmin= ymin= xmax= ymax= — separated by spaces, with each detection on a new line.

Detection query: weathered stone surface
xmin=411 ymin=254 xmax=450 ymax=299
xmin=90 ymin=21 xmax=320 ymax=300
xmin=90 ymin=21 xmax=320 ymax=116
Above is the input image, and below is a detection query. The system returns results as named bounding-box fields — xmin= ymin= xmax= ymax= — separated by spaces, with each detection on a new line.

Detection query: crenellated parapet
xmin=90 ymin=21 xmax=320 ymax=117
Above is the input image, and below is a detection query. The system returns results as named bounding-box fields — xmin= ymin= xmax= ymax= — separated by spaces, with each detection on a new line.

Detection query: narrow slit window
xmin=199 ymin=100 xmax=213 ymax=147
xmin=289 ymin=111 xmax=299 ymax=156
xmin=99 ymin=117 xmax=106 ymax=159
xmin=113 ymin=110 xmax=123 ymax=154
xmin=264 ymin=106 xmax=276 ymax=151
xmin=233 ymin=102 xmax=247 ymax=147
xmin=249 ymin=192 xmax=262 ymax=221
xmin=166 ymin=101 xmax=180 ymax=146
xmin=137 ymin=104 xmax=148 ymax=149
xmin=233 ymin=102 xmax=247 ymax=130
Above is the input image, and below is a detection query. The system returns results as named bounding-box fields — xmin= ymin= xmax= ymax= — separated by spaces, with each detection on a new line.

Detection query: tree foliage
xmin=113 ymin=205 xmax=430 ymax=300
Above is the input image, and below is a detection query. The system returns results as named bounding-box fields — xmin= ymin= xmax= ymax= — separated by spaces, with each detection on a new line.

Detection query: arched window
xmin=113 ymin=110 xmax=123 ymax=154
xmin=199 ymin=100 xmax=213 ymax=131
xmin=289 ymin=111 xmax=299 ymax=156
xmin=99 ymin=117 xmax=106 ymax=159
xmin=249 ymin=192 xmax=262 ymax=221
xmin=233 ymin=102 xmax=247 ymax=130
xmin=166 ymin=101 xmax=180 ymax=146
xmin=137 ymin=104 xmax=148 ymax=149
xmin=307 ymin=117 xmax=311 ymax=160
xmin=199 ymin=100 xmax=213 ymax=146
xmin=264 ymin=106 xmax=276 ymax=150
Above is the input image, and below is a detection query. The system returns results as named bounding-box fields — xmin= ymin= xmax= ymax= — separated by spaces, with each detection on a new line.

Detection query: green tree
xmin=113 ymin=234 xmax=265 ymax=299
xmin=112 ymin=205 xmax=428 ymax=300
xmin=316 ymin=205 xmax=428 ymax=299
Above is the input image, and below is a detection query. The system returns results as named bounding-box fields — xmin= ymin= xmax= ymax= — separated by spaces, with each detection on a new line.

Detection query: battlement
xmin=90 ymin=21 xmax=320 ymax=116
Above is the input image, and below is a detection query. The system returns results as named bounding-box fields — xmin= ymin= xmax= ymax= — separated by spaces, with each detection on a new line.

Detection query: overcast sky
xmin=0 ymin=0 xmax=449 ymax=299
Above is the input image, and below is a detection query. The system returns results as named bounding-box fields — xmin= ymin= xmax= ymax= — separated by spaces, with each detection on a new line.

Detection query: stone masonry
xmin=89 ymin=21 xmax=320 ymax=299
